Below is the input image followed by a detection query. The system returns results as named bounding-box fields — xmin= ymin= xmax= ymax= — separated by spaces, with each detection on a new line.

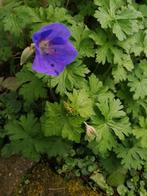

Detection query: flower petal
xmin=50 ymin=37 xmax=66 ymax=45
xmin=32 ymin=23 xmax=71 ymax=44
xmin=32 ymin=52 xmax=65 ymax=76
xmin=32 ymin=23 xmax=78 ymax=76
xmin=50 ymin=42 xmax=78 ymax=65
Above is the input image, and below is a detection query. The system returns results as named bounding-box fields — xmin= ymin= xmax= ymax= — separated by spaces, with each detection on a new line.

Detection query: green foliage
xmin=49 ymin=61 xmax=89 ymax=95
xmin=94 ymin=0 xmax=143 ymax=41
xmin=16 ymin=68 xmax=47 ymax=103
xmin=2 ymin=113 xmax=71 ymax=160
xmin=0 ymin=92 xmax=22 ymax=119
xmin=66 ymin=89 xmax=94 ymax=118
xmin=90 ymin=28 xmax=134 ymax=83
xmin=1 ymin=0 xmax=147 ymax=195
xmin=133 ymin=116 xmax=147 ymax=148
xmin=118 ymin=31 xmax=147 ymax=57
xmin=3 ymin=6 xmax=34 ymax=36
xmin=41 ymin=102 xmax=84 ymax=142
xmin=117 ymin=172 xmax=147 ymax=196
xmin=88 ymin=94 xmax=131 ymax=154
xmin=115 ymin=140 xmax=147 ymax=170
xmin=107 ymin=167 xmax=127 ymax=187
xmin=2 ymin=113 xmax=42 ymax=160
xmin=71 ymin=23 xmax=95 ymax=58
xmin=57 ymin=154 xmax=98 ymax=177
xmin=128 ymin=60 xmax=147 ymax=100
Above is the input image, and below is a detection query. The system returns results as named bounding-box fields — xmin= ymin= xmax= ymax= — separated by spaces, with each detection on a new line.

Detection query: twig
xmin=48 ymin=187 xmax=65 ymax=190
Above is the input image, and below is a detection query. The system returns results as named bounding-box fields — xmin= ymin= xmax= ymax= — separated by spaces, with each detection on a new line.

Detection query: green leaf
xmin=90 ymin=29 xmax=107 ymax=46
xmin=31 ymin=6 xmax=73 ymax=33
xmin=2 ymin=113 xmax=42 ymax=161
xmin=112 ymin=65 xmax=127 ymax=83
xmin=128 ymin=60 xmax=147 ymax=100
xmin=117 ymin=84 xmax=147 ymax=119
xmin=3 ymin=112 xmax=72 ymax=158
xmin=100 ymin=154 xmax=121 ymax=173
xmin=128 ymin=61 xmax=147 ymax=100
xmin=34 ymin=137 xmax=72 ymax=157
xmin=87 ymin=74 xmax=107 ymax=98
xmin=88 ymin=125 xmax=117 ymax=155
xmin=71 ymin=23 xmax=90 ymax=45
xmin=94 ymin=0 xmax=143 ymax=40
xmin=0 ymin=92 xmax=21 ymax=117
xmin=138 ymin=4 xmax=147 ymax=18
xmin=46 ymin=138 xmax=72 ymax=157
xmin=118 ymin=33 xmax=139 ymax=55
xmin=41 ymin=102 xmax=84 ymax=142
xmin=49 ymin=61 xmax=89 ymax=96
xmin=5 ymin=113 xmax=41 ymax=139
xmin=2 ymin=141 xmax=40 ymax=161
xmin=96 ymin=43 xmax=112 ymax=64
xmin=144 ymin=31 xmax=147 ymax=56
xmin=110 ymin=47 xmax=133 ymax=71
xmin=118 ymin=31 xmax=146 ymax=56
xmin=89 ymin=94 xmax=131 ymax=154
xmin=107 ymin=167 xmax=127 ymax=187
xmin=70 ymin=23 xmax=95 ymax=58
xmin=46 ymin=6 xmax=73 ymax=24
xmin=16 ymin=69 xmax=47 ymax=103
xmin=133 ymin=128 xmax=147 ymax=148
xmin=3 ymin=6 xmax=39 ymax=36
xmin=92 ymin=30 xmax=134 ymax=72
xmin=0 ymin=77 xmax=19 ymax=91
xmin=112 ymin=22 xmax=126 ymax=41
xmin=94 ymin=7 xmax=112 ymax=29
xmin=133 ymin=117 xmax=147 ymax=148
xmin=66 ymin=89 xmax=94 ymax=118
xmin=97 ymin=94 xmax=126 ymax=120
xmin=90 ymin=171 xmax=108 ymax=190
xmin=0 ymin=45 xmax=12 ymax=62
xmin=79 ymin=39 xmax=95 ymax=57
xmin=115 ymin=143 xmax=147 ymax=170
xmin=117 ymin=184 xmax=128 ymax=195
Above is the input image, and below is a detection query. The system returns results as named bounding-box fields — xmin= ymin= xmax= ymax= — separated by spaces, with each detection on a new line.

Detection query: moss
xmin=15 ymin=162 xmax=104 ymax=196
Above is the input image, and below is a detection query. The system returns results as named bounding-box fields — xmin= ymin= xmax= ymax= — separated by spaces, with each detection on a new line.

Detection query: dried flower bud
xmin=64 ymin=101 xmax=75 ymax=114
xmin=84 ymin=122 xmax=97 ymax=142
xmin=20 ymin=43 xmax=35 ymax=66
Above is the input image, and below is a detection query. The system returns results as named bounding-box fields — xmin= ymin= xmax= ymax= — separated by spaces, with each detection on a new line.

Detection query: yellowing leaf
xmin=67 ymin=89 xmax=94 ymax=118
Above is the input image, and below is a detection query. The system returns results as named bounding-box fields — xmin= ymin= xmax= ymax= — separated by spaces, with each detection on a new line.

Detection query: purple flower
xmin=32 ymin=23 xmax=78 ymax=76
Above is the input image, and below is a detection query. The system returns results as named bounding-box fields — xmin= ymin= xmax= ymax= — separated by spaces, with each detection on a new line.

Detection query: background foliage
xmin=0 ymin=0 xmax=147 ymax=195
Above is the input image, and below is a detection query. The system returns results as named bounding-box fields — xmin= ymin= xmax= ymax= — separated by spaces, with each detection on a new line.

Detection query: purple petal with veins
xmin=32 ymin=23 xmax=78 ymax=76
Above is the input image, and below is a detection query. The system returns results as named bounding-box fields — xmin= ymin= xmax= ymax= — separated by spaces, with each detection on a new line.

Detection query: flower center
xmin=39 ymin=40 xmax=55 ymax=55
xmin=39 ymin=40 xmax=49 ymax=54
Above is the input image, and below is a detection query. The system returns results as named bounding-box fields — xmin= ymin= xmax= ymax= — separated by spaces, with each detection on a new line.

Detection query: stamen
xmin=39 ymin=40 xmax=57 ymax=55
xmin=39 ymin=40 xmax=49 ymax=54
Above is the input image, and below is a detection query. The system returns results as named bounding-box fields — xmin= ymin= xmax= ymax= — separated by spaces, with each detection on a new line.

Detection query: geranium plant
xmin=0 ymin=0 xmax=147 ymax=195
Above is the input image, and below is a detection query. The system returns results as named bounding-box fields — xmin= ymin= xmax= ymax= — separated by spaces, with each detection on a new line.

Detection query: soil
xmin=0 ymin=156 xmax=33 ymax=196
xmin=0 ymin=156 xmax=104 ymax=196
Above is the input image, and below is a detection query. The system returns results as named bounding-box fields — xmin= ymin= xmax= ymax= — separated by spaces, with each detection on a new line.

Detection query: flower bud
xmin=20 ymin=43 xmax=35 ymax=65
xmin=84 ymin=122 xmax=97 ymax=142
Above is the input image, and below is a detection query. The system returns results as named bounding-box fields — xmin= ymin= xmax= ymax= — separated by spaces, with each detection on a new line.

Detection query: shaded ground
xmin=0 ymin=156 xmax=104 ymax=196
xmin=0 ymin=156 xmax=33 ymax=196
